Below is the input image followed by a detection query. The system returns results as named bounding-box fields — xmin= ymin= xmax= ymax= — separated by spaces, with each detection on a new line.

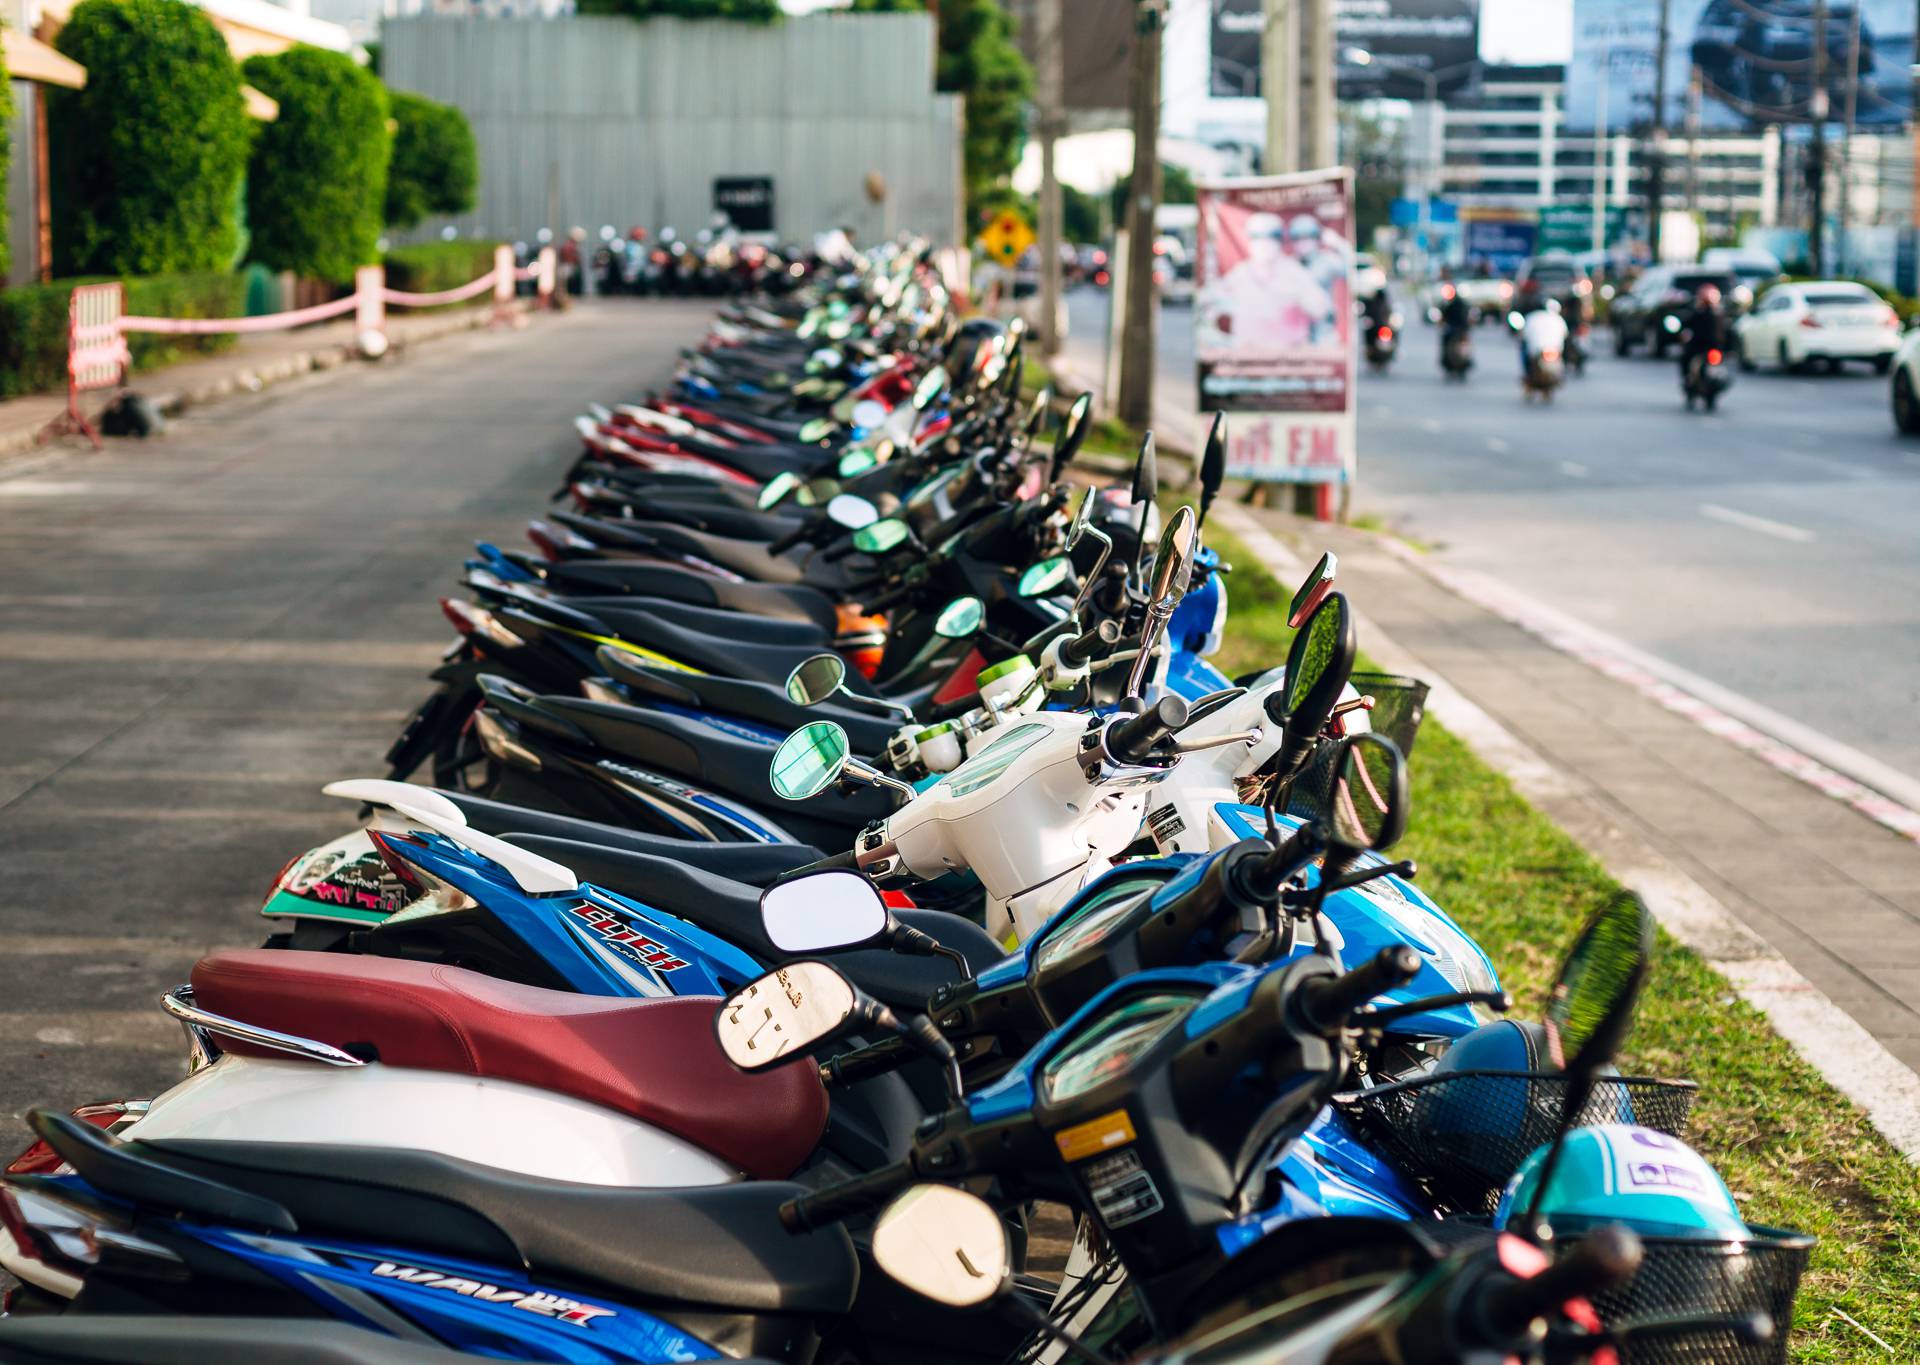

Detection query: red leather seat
xmin=189 ymin=950 xmax=826 ymax=1180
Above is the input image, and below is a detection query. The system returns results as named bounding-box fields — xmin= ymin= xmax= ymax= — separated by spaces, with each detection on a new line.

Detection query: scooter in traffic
xmin=1684 ymin=347 xmax=1733 ymax=412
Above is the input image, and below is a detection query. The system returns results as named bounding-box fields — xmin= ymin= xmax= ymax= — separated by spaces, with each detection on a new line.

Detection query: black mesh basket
xmin=1570 ymin=1226 xmax=1815 ymax=1365
xmin=1349 ymin=672 xmax=1430 ymax=758
xmin=1337 ymin=1070 xmax=1700 ymax=1215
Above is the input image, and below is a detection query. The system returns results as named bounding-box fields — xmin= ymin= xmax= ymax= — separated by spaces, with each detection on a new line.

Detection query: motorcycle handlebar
xmin=864 ymin=581 xmax=914 ymax=613
xmin=819 ymin=537 xmax=860 ymax=563
xmin=1058 ymin=619 xmax=1122 ymax=671
xmin=779 ymin=1161 xmax=915 ymax=1233
xmin=1107 ymin=695 xmax=1191 ymax=765
xmin=921 ymin=689 xmax=982 ymax=723
xmin=782 ymin=849 xmax=861 ymax=877
xmin=1294 ymin=946 xmax=1423 ymax=1034
xmin=1478 ymin=1227 xmax=1642 ymax=1340
xmin=767 ymin=522 xmax=813 ymax=555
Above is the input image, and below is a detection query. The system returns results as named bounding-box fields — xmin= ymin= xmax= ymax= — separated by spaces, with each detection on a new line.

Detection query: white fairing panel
xmin=123 ymin=1057 xmax=739 ymax=1188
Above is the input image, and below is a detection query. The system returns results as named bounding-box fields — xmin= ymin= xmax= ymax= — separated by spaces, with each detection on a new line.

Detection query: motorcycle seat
xmin=530 ymin=599 xmax=872 ymax=692
xmin=135 ymin=1138 xmax=858 ymax=1317
xmin=433 ymin=789 xmax=826 ymax=886
xmin=505 ymin=839 xmax=1002 ymax=1008
xmin=573 ymin=596 xmax=831 ymax=650
xmin=540 ymin=561 xmax=840 ymax=633
xmin=567 ymin=515 xmax=830 ymax=588
xmin=188 ymin=950 xmax=826 ymax=1182
xmin=597 ymin=655 xmax=899 ymax=755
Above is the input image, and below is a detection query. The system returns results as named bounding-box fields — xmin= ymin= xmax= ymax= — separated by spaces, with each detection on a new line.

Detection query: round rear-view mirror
xmin=913 ymin=367 xmax=950 ymax=411
xmin=826 ymin=493 xmax=879 ymax=530
xmin=1017 ymin=555 xmax=1076 ymax=600
xmin=851 ymin=399 xmax=889 ymax=431
xmin=713 ymin=962 xmax=857 ymax=1071
xmin=759 ymin=471 xmax=801 ymax=510
xmin=799 ymin=418 xmax=837 ymax=444
xmin=933 ymin=596 xmax=985 ymax=639
xmin=1281 ymin=593 xmax=1357 ymax=742
xmin=760 ymin=870 xmax=889 ymax=955
xmin=838 ymin=447 xmax=880 ymax=479
xmin=1545 ymin=893 xmax=1653 ymax=1077
xmin=769 ymin=721 xmax=852 ymax=801
xmin=871 ymin=1184 xmax=1011 ymax=1309
xmin=1065 ymin=486 xmax=1096 ymax=550
xmin=785 ymin=653 xmax=847 ymax=707
xmin=1147 ymin=505 xmax=1197 ymax=615
xmin=1324 ymin=732 xmax=1407 ymax=854
xmin=853 ymin=519 xmax=910 ymax=554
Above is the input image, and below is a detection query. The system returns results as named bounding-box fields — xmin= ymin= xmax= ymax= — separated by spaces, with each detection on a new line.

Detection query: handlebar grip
xmin=1479 ymin=1227 xmax=1643 ymax=1338
xmin=863 ymin=582 xmax=913 ymax=614
xmin=820 ymin=537 xmax=858 ymax=563
xmin=781 ymin=849 xmax=861 ymax=878
xmin=1295 ymin=945 xmax=1423 ymax=1034
xmin=779 ymin=1161 xmax=915 ymax=1233
xmin=843 ymin=574 xmax=888 ymax=599
xmin=1107 ymin=694 xmax=1191 ymax=765
xmin=1058 ymin=619 xmax=1121 ymax=671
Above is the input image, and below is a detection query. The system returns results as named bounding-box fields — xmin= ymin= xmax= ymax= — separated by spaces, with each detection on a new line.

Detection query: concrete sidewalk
xmin=0 ymin=300 xmax=530 ymax=463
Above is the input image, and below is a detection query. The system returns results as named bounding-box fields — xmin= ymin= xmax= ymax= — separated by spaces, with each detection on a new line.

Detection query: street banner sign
xmin=1463 ymin=209 xmax=1537 ymax=275
xmin=1193 ymin=168 xmax=1357 ymax=487
xmin=1210 ymin=0 xmax=1480 ymax=101
xmin=714 ymin=176 xmax=775 ymax=233
xmin=979 ymin=210 xmax=1036 ymax=267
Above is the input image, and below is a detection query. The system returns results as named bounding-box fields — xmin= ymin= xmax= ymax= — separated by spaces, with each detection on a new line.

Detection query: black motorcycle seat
xmin=597 ymin=655 xmax=898 ymax=754
xmin=552 ymin=509 xmax=815 ymax=586
xmin=539 ymin=561 xmax=839 ymax=633
xmin=133 ymin=1141 xmax=859 ymax=1317
xmin=573 ymin=596 xmax=830 ymax=649
xmin=433 ymin=790 xmax=825 ymax=886
xmin=598 ymin=494 xmax=801 ymax=542
xmin=0 ymin=1317 xmax=520 ymax=1365
xmin=534 ymin=599 xmax=873 ymax=693
xmin=680 ymin=398 xmax=816 ymax=443
xmin=535 ymin=695 xmax=892 ymax=834
xmin=505 ymin=837 xmax=1001 ymax=1007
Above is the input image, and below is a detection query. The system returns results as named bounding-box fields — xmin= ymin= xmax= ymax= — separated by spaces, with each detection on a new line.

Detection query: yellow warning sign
xmin=978 ymin=210 xmax=1036 ymax=267
xmin=1053 ymin=1108 xmax=1137 ymax=1162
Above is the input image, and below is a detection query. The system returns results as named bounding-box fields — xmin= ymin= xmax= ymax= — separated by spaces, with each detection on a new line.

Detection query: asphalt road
xmin=1066 ymin=289 xmax=1920 ymax=788
xmin=0 ymin=299 xmax=712 ymax=1131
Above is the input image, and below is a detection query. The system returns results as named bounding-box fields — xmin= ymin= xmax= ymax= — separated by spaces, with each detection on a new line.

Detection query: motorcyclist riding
xmin=1520 ymin=297 xmax=1567 ymax=387
xmin=1679 ymin=283 xmax=1728 ymax=385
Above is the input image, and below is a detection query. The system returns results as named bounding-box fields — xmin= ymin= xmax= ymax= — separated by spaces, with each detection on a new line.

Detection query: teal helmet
xmin=1495 ymin=1124 xmax=1746 ymax=1239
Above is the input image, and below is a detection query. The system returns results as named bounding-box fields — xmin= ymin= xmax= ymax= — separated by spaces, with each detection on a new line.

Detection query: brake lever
xmin=1353 ymin=990 xmax=1511 ymax=1029
xmin=1322 ymin=860 xmax=1417 ymax=893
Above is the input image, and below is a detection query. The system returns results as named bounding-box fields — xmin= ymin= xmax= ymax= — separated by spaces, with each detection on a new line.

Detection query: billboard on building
xmin=1564 ymin=0 xmax=1915 ymax=135
xmin=1193 ymin=169 xmax=1357 ymax=486
xmin=1462 ymin=209 xmax=1536 ymax=274
xmin=1210 ymin=0 xmax=1480 ymax=101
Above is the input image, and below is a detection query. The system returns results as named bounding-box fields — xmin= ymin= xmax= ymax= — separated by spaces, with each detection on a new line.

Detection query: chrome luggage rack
xmin=161 ymin=986 xmax=366 ymax=1071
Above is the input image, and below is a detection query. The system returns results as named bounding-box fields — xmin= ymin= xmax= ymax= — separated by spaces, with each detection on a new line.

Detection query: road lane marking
xmin=1486 ymin=436 xmax=1510 ymax=453
xmin=0 ymin=480 xmax=93 ymax=497
xmin=1699 ymin=503 xmax=1815 ymax=543
xmin=1560 ymin=461 xmax=1589 ymax=478
xmin=1217 ymin=502 xmax=1920 ymax=1157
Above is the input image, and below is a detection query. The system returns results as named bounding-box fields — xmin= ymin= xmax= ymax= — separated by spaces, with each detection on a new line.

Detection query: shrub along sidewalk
xmin=1198 ymin=516 xmax=1920 ymax=1360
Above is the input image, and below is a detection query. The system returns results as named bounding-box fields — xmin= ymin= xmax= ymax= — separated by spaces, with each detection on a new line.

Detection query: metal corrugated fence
xmin=383 ymin=14 xmax=963 ymax=247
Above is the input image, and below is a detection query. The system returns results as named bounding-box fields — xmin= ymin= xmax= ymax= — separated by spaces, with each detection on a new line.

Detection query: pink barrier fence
xmin=43 ymin=247 xmax=558 ymax=446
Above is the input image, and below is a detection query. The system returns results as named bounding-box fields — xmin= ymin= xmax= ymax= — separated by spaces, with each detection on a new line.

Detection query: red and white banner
xmin=1194 ymin=169 xmax=1357 ymax=486
xmin=69 ymin=283 xmax=129 ymax=389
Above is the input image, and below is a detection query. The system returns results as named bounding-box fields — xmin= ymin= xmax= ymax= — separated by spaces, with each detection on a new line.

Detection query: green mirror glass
xmin=806 ymin=346 xmax=843 ymax=375
xmin=933 ymin=596 xmax=985 ymax=639
xmin=1287 ymin=552 xmax=1337 ymax=628
xmin=1324 ymin=732 xmax=1407 ymax=853
xmin=769 ymin=721 xmax=852 ymax=801
xmin=758 ymin=471 xmax=800 ymax=510
xmin=1017 ymin=554 xmax=1076 ymax=599
xmin=1545 ymin=893 xmax=1653 ymax=1075
xmin=785 ymin=653 xmax=847 ymax=706
xmin=913 ymin=367 xmax=950 ymax=411
xmin=838 ymin=447 xmax=880 ymax=479
xmin=1282 ymin=593 xmax=1355 ymax=730
xmin=824 ymin=317 xmax=854 ymax=341
xmin=853 ymin=519 xmax=910 ymax=554
xmin=799 ymin=418 xmax=836 ymax=444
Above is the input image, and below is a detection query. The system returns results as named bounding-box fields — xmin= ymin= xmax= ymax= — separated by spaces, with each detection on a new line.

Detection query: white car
xmin=1889 ymin=329 xmax=1920 ymax=433
xmin=1734 ymin=281 xmax=1901 ymax=374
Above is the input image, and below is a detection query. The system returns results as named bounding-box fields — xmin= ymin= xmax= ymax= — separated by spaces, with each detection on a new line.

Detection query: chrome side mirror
xmin=785 ymin=654 xmax=848 ymax=708
xmin=1124 ymin=504 xmax=1197 ymax=698
xmin=770 ymin=721 xmax=852 ymax=800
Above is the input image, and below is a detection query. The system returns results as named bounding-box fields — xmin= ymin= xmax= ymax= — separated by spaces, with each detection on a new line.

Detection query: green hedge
xmin=383 ymin=241 xmax=502 ymax=299
xmin=243 ymin=48 xmax=390 ymax=285
xmin=49 ymin=0 xmax=252 ymax=277
xmin=386 ymin=91 xmax=478 ymax=231
xmin=0 ymin=273 xmax=246 ymax=399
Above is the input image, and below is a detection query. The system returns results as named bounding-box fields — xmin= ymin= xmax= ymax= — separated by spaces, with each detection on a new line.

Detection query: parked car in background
xmin=1610 ymin=265 xmax=1738 ymax=356
xmin=1077 ymin=244 xmax=1111 ymax=288
xmin=1514 ymin=250 xmax=1588 ymax=301
xmin=1736 ymin=281 xmax=1901 ymax=374
xmin=1700 ymin=246 xmax=1784 ymax=303
xmin=1890 ymin=326 xmax=1920 ymax=432
xmin=1453 ymin=274 xmax=1512 ymax=324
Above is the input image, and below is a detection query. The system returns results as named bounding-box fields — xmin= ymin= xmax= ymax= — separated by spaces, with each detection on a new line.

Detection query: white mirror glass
xmin=761 ymin=870 xmax=889 ymax=954
xmin=713 ymin=962 xmax=856 ymax=1071
xmin=851 ymin=399 xmax=890 ymax=431
xmin=871 ymin=1185 xmax=1010 ymax=1308
xmin=826 ymin=494 xmax=880 ymax=530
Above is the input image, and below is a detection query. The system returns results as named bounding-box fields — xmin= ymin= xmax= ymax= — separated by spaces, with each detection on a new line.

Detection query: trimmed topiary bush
xmin=49 ymin=0 xmax=252 ymax=277
xmin=386 ymin=91 xmax=478 ymax=231
xmin=243 ymin=47 xmax=390 ymax=285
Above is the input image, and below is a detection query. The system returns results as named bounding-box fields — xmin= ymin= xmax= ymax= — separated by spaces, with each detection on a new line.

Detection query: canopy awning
xmin=4 ymin=30 xmax=86 ymax=89
xmin=241 ymin=84 xmax=278 ymax=121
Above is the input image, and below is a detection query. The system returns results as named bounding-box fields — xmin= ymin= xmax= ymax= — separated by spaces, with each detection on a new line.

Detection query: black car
xmin=1610 ymin=267 xmax=1738 ymax=357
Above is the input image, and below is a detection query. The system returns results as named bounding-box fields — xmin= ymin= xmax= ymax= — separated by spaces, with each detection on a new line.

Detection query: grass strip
xmin=1197 ymin=515 xmax=1920 ymax=1360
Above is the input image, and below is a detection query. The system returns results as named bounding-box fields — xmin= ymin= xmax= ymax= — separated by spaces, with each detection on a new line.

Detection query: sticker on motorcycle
xmin=369 ymin=1262 xmax=615 ymax=1326
xmin=1144 ymin=803 xmax=1186 ymax=849
xmin=1078 ymin=1149 xmax=1163 ymax=1228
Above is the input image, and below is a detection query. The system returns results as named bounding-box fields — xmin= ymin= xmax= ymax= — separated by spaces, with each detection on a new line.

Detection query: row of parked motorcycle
xmin=0 ymin=242 xmax=1812 ymax=1364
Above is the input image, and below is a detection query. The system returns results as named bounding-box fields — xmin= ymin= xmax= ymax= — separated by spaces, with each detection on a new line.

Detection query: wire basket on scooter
xmin=1338 ymin=1070 xmax=1699 ymax=1216
xmin=1347 ymin=672 xmax=1429 ymax=758
xmin=1570 ymin=1226 xmax=1815 ymax=1365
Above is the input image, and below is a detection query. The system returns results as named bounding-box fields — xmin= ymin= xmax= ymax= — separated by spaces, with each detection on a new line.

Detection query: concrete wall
xmin=381 ymin=13 xmax=964 ymax=247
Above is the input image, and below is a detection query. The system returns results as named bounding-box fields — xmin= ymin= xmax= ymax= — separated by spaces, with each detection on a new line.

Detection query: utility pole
xmin=1838 ymin=2 xmax=1862 ymax=276
xmin=1648 ymin=0 xmax=1670 ymax=258
xmin=1810 ymin=0 xmax=1828 ymax=275
xmin=1117 ymin=0 xmax=1162 ymax=429
xmin=1262 ymin=0 xmax=1298 ymax=173
xmin=1593 ymin=43 xmax=1610 ymax=253
xmin=1035 ymin=0 xmax=1064 ymax=357
xmin=1303 ymin=0 xmax=1335 ymax=167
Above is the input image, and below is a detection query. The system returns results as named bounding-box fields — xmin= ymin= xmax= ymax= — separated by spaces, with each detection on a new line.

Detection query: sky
xmin=1481 ymin=0 xmax=1574 ymax=64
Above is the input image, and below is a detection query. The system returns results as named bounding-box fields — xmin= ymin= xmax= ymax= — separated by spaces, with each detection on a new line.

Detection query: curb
xmin=1213 ymin=500 xmax=1920 ymax=1162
